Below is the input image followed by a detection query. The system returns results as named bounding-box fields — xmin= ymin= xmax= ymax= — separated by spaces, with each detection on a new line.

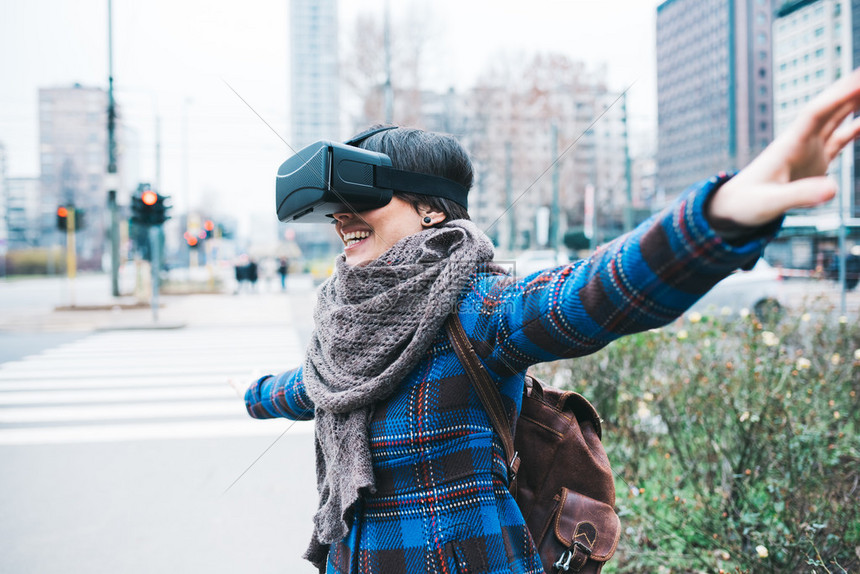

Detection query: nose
xmin=331 ymin=211 xmax=353 ymax=223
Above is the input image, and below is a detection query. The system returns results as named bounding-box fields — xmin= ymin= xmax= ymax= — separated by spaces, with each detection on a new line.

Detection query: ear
xmin=419 ymin=206 xmax=446 ymax=226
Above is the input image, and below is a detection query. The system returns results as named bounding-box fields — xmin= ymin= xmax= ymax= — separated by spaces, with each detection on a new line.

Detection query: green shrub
xmin=534 ymin=303 xmax=859 ymax=573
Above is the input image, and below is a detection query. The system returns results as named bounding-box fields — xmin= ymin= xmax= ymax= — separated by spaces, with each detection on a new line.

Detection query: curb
xmin=95 ymin=321 xmax=187 ymax=332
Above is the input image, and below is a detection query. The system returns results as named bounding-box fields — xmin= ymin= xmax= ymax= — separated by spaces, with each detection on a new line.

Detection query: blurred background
xmin=0 ymin=0 xmax=855 ymax=290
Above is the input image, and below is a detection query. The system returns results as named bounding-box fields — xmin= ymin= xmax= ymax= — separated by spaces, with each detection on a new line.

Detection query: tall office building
xmin=290 ymin=0 xmax=340 ymax=148
xmin=774 ymin=0 xmax=855 ymax=214
xmin=39 ymin=84 xmax=114 ymax=269
xmin=769 ymin=0 xmax=858 ymax=268
xmin=854 ymin=0 xmax=860 ymax=216
xmin=5 ymin=177 xmax=40 ymax=249
xmin=656 ymin=0 xmax=775 ymax=199
xmin=288 ymin=0 xmax=341 ymax=257
xmin=0 ymin=143 xmax=7 ymax=262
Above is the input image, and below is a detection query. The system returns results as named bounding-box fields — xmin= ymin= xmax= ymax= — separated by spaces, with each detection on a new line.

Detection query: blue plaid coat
xmin=245 ymin=176 xmax=778 ymax=574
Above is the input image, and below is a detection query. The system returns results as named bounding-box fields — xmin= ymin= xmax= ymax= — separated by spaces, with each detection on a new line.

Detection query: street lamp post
xmin=107 ymin=0 xmax=120 ymax=297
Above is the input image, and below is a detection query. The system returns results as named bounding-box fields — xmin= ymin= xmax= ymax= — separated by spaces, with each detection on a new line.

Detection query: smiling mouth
xmin=342 ymin=230 xmax=372 ymax=248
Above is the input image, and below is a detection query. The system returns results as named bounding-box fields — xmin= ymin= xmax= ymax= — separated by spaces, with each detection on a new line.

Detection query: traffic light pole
xmin=149 ymin=225 xmax=161 ymax=322
xmin=66 ymin=208 xmax=77 ymax=306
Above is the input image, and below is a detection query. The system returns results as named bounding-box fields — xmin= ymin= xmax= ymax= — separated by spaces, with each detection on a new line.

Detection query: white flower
xmin=739 ymin=411 xmax=750 ymax=422
xmin=643 ymin=392 xmax=654 ymax=402
xmin=795 ymin=357 xmax=811 ymax=370
xmin=831 ymin=353 xmax=841 ymax=365
xmin=761 ymin=331 xmax=780 ymax=347
xmin=839 ymin=315 xmax=848 ymax=324
xmin=677 ymin=329 xmax=688 ymax=340
xmin=688 ymin=311 xmax=702 ymax=323
xmin=854 ymin=349 xmax=860 ymax=362
xmin=801 ymin=313 xmax=812 ymax=322
xmin=721 ymin=306 xmax=733 ymax=316
xmin=834 ymin=411 xmax=841 ymax=420
xmin=756 ymin=545 xmax=769 ymax=558
xmin=740 ymin=308 xmax=750 ymax=318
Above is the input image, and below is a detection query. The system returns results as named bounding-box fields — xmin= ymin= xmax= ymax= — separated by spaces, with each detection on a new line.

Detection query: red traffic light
xmin=141 ymin=190 xmax=158 ymax=206
xmin=57 ymin=206 xmax=68 ymax=218
xmin=183 ymin=231 xmax=198 ymax=247
xmin=204 ymin=220 xmax=214 ymax=232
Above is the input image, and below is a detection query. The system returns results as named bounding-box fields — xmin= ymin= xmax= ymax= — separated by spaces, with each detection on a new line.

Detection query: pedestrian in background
xmin=233 ymin=70 xmax=860 ymax=573
xmin=278 ymin=257 xmax=289 ymax=291
xmin=247 ymin=258 xmax=259 ymax=292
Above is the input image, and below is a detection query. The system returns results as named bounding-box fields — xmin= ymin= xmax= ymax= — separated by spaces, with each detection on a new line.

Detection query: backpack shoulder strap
xmin=444 ymin=314 xmax=520 ymax=482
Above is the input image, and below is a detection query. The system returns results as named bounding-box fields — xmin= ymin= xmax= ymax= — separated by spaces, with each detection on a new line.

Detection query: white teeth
xmin=343 ymin=230 xmax=371 ymax=247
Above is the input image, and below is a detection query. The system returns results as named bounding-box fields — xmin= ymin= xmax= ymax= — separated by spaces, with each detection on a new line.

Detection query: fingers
xmin=806 ymin=68 xmax=860 ymax=135
xmin=709 ymin=176 xmax=837 ymax=226
xmin=773 ymin=177 xmax=838 ymax=213
xmin=821 ymin=100 xmax=857 ymax=141
xmin=227 ymin=378 xmax=247 ymax=398
xmin=826 ymin=115 xmax=860 ymax=158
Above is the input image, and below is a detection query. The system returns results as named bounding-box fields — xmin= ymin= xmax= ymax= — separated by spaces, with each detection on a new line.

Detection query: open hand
xmin=227 ymin=369 xmax=264 ymax=399
xmin=710 ymin=67 xmax=860 ymax=226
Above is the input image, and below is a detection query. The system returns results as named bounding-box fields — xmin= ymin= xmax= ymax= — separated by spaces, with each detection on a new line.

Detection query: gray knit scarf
xmin=302 ymin=219 xmax=496 ymax=568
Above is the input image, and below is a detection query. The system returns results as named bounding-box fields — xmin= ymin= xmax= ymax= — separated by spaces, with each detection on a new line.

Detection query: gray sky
xmin=0 ymin=0 xmax=662 ymax=232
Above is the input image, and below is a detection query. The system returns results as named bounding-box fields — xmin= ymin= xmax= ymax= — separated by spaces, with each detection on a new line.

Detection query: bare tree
xmin=341 ymin=3 xmax=440 ymax=131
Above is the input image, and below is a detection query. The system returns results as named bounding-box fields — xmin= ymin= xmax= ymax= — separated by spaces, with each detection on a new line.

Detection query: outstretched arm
xmin=710 ymin=68 xmax=860 ymax=225
xmin=241 ymin=366 xmax=315 ymax=421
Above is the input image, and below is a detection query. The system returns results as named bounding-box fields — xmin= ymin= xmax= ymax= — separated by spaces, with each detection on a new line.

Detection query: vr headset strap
xmin=375 ymin=166 xmax=468 ymax=210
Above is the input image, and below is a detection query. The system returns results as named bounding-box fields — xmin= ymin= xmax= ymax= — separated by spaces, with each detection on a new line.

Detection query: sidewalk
xmin=0 ymin=273 xmax=318 ymax=333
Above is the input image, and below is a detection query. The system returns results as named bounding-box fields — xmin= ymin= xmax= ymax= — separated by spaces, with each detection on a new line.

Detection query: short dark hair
xmin=354 ymin=125 xmax=471 ymax=222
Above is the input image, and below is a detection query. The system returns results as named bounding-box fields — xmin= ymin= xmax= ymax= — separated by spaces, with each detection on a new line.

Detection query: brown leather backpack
xmin=446 ymin=316 xmax=620 ymax=573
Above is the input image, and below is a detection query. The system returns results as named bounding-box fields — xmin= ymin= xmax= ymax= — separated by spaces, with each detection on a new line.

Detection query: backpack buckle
xmin=553 ymin=540 xmax=592 ymax=572
xmin=508 ymin=451 xmax=520 ymax=481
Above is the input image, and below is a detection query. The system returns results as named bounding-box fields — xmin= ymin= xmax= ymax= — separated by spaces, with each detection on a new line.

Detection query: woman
xmin=240 ymin=70 xmax=860 ymax=573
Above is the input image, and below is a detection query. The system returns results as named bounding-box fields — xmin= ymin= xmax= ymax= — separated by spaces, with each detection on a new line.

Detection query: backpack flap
xmin=553 ymin=487 xmax=620 ymax=568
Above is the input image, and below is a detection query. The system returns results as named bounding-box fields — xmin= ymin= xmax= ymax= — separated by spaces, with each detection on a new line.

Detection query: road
xmin=0 ymin=274 xmax=320 ymax=574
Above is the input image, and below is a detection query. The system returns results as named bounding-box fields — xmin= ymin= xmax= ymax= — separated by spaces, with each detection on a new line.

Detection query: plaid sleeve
xmin=474 ymin=174 xmax=781 ymax=375
xmin=244 ymin=366 xmax=315 ymax=420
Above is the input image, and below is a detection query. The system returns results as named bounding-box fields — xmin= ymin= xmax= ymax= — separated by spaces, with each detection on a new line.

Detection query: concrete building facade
xmin=656 ymin=0 xmax=775 ymax=199
xmin=39 ymin=85 xmax=113 ymax=269
xmin=0 ymin=144 xmax=7 ymax=262
xmin=769 ymin=0 xmax=859 ymax=270
xmin=464 ymin=58 xmax=630 ymax=252
xmin=5 ymin=177 xmax=40 ymax=249
xmin=287 ymin=0 xmax=342 ymax=259
xmin=290 ymin=0 xmax=340 ymax=148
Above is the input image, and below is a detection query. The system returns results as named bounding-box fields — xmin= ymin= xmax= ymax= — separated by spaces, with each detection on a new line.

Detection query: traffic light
xmin=56 ymin=205 xmax=85 ymax=231
xmin=57 ymin=206 xmax=68 ymax=231
xmin=183 ymin=231 xmax=200 ymax=248
xmin=131 ymin=184 xmax=171 ymax=226
xmin=203 ymin=219 xmax=215 ymax=239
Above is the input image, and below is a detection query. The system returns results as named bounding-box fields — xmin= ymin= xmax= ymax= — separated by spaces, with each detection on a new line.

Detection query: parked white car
xmin=691 ymin=259 xmax=785 ymax=317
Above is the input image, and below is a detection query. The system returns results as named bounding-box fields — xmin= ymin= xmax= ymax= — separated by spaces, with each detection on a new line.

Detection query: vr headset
xmin=275 ymin=128 xmax=468 ymax=223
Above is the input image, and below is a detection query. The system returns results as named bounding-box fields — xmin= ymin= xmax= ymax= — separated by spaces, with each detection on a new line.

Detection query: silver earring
xmin=423 ymin=216 xmax=432 ymax=224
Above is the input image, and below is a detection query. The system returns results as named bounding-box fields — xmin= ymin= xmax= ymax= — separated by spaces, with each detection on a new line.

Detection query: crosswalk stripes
xmin=0 ymin=325 xmax=313 ymax=445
